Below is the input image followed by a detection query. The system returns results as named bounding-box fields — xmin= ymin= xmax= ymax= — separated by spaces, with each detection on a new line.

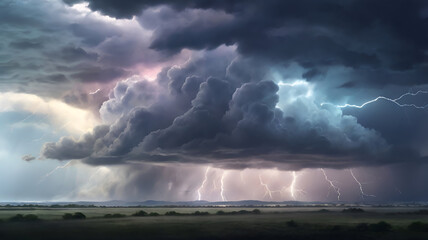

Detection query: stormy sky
xmin=1 ymin=0 xmax=428 ymax=202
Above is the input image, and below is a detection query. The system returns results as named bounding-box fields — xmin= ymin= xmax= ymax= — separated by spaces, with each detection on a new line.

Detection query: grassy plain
xmin=0 ymin=206 xmax=427 ymax=239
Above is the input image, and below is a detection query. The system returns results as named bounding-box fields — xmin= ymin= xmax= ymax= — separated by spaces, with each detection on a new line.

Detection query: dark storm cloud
xmin=2 ymin=0 xmax=416 ymax=170
xmin=0 ymin=0 xmax=180 ymax=104
xmin=63 ymin=0 xmax=242 ymax=19
xmin=64 ymin=0 xmax=428 ymax=87
xmin=0 ymin=0 xmax=128 ymax=99
xmin=343 ymin=99 xmax=428 ymax=154
xmin=42 ymin=50 xmax=421 ymax=170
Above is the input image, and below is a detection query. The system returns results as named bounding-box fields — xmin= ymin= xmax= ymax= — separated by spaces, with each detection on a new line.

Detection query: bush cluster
xmin=216 ymin=209 xmax=261 ymax=215
xmin=192 ymin=211 xmax=209 ymax=216
xmin=62 ymin=212 xmax=86 ymax=220
xmin=132 ymin=210 xmax=148 ymax=217
xmin=165 ymin=211 xmax=182 ymax=216
xmin=132 ymin=210 xmax=161 ymax=217
xmin=342 ymin=208 xmax=365 ymax=213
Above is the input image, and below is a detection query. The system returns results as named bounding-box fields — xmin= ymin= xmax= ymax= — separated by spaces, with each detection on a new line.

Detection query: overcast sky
xmin=1 ymin=0 xmax=428 ymax=202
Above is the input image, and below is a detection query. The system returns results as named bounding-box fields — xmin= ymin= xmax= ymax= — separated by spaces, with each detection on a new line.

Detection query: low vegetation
xmin=9 ymin=214 xmax=40 ymax=222
xmin=62 ymin=212 xmax=86 ymax=220
xmin=132 ymin=210 xmax=148 ymax=217
xmin=2 ymin=207 xmax=428 ymax=239
xmin=342 ymin=208 xmax=365 ymax=213
xmin=216 ymin=209 xmax=261 ymax=215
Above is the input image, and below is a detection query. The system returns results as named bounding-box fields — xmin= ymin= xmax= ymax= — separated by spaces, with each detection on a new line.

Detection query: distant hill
xmin=0 ymin=200 xmax=330 ymax=207
xmin=1 ymin=200 xmax=427 ymax=207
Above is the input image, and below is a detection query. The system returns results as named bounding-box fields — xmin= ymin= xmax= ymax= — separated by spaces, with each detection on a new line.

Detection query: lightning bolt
xmin=322 ymin=90 xmax=428 ymax=109
xmin=197 ymin=167 xmax=210 ymax=201
xmin=288 ymin=171 xmax=306 ymax=200
xmin=89 ymin=88 xmax=101 ymax=95
xmin=220 ymin=171 xmax=227 ymax=201
xmin=320 ymin=168 xmax=341 ymax=201
xmin=259 ymin=175 xmax=278 ymax=200
xmin=280 ymin=171 xmax=306 ymax=200
xmin=349 ymin=169 xmax=375 ymax=200
xmin=39 ymin=160 xmax=73 ymax=183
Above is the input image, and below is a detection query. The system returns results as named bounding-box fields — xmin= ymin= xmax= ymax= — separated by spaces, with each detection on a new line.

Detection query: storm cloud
xmin=42 ymin=48 xmax=421 ymax=169
xmin=3 ymin=0 xmax=427 ymax=169
xmin=65 ymin=0 xmax=428 ymax=80
xmin=39 ymin=0 xmax=428 ymax=169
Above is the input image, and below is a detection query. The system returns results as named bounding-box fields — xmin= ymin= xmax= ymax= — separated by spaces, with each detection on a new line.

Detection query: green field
xmin=0 ymin=206 xmax=428 ymax=239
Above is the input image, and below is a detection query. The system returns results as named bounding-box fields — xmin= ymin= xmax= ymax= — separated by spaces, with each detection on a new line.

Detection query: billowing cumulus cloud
xmin=42 ymin=48 xmax=415 ymax=169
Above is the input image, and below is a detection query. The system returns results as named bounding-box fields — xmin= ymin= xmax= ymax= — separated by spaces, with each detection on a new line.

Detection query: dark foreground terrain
xmin=1 ymin=206 xmax=428 ymax=240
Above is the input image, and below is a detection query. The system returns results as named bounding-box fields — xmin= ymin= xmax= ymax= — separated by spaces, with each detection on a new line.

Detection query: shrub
xmin=73 ymin=212 xmax=86 ymax=219
xmin=215 ymin=209 xmax=261 ymax=215
xmin=24 ymin=214 xmax=39 ymax=221
xmin=165 ymin=211 xmax=181 ymax=216
xmin=148 ymin=212 xmax=160 ymax=216
xmin=216 ymin=210 xmax=226 ymax=215
xmin=286 ymin=220 xmax=298 ymax=227
xmin=408 ymin=221 xmax=428 ymax=232
xmin=342 ymin=208 xmax=365 ymax=213
xmin=9 ymin=214 xmax=24 ymax=222
xmin=193 ymin=211 xmax=209 ymax=216
xmin=62 ymin=212 xmax=86 ymax=220
xmin=252 ymin=209 xmax=261 ymax=214
xmin=132 ymin=210 xmax=148 ymax=217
